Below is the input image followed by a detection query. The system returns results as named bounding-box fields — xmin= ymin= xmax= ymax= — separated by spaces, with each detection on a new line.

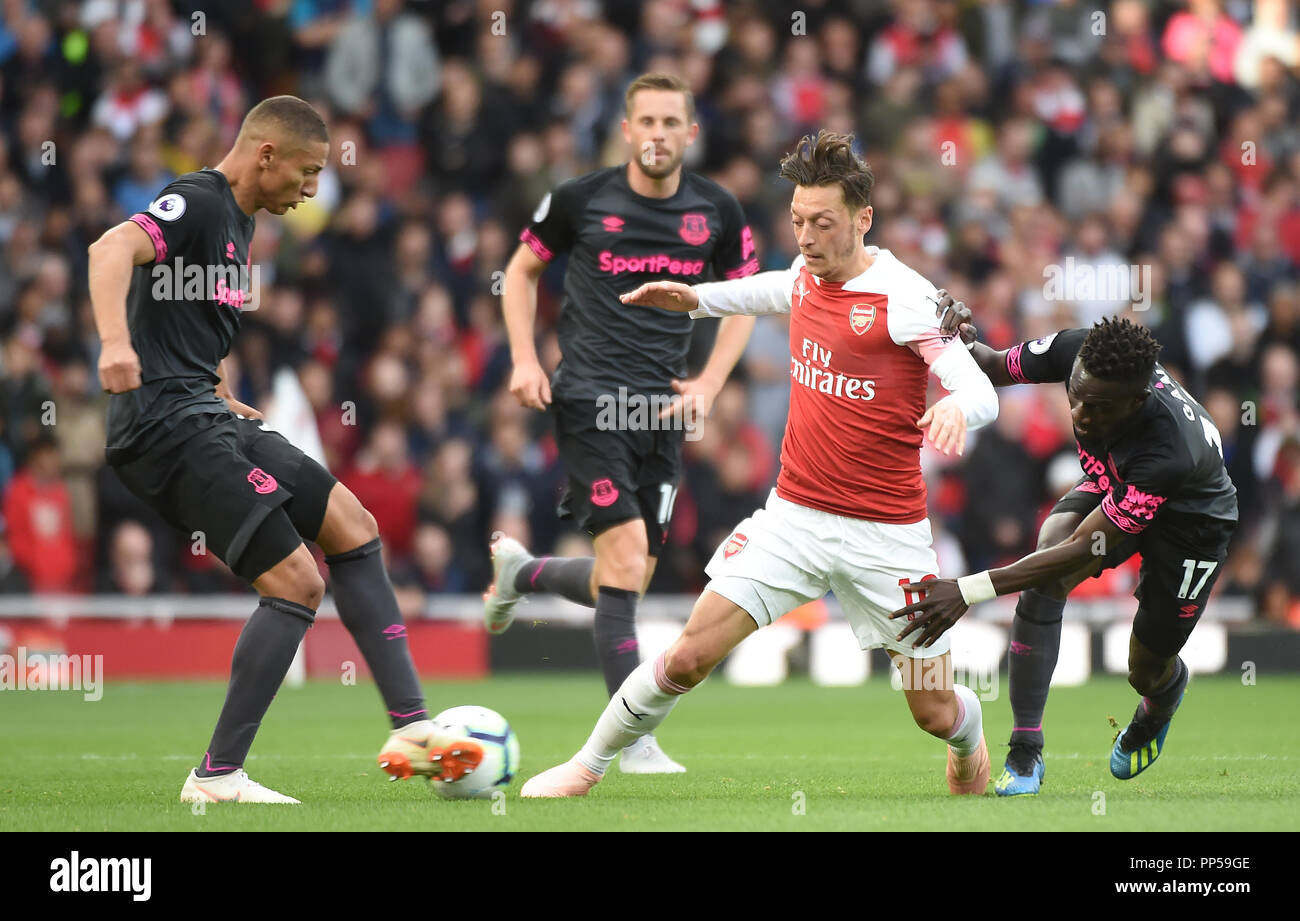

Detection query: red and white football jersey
xmin=692 ymin=247 xmax=994 ymax=524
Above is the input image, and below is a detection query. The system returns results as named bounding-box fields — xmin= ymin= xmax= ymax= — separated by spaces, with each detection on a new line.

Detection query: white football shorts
xmin=703 ymin=489 xmax=948 ymax=659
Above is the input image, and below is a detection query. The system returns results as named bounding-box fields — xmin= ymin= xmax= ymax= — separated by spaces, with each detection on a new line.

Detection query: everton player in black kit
xmin=89 ymin=96 xmax=478 ymax=804
xmin=892 ymin=316 xmax=1237 ymax=787
xmin=482 ymin=74 xmax=760 ymax=773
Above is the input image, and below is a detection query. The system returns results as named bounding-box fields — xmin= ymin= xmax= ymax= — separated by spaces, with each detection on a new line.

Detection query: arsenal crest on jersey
xmin=679 ymin=213 xmax=710 ymax=246
xmin=723 ymin=532 xmax=748 ymax=558
xmin=849 ymin=303 xmax=875 ymax=335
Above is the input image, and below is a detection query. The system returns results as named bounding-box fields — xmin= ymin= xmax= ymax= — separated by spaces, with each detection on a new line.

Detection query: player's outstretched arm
xmin=622 ymin=269 xmax=796 ymax=316
xmin=619 ymin=281 xmax=699 ymax=312
xmin=501 ymin=243 xmax=553 ymax=410
xmin=891 ymin=504 xmax=1127 ymax=647
xmin=88 ymin=220 xmax=154 ymax=393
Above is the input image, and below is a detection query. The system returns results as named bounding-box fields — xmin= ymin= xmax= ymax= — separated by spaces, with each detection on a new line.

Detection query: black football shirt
xmin=1005 ymin=328 xmax=1238 ymax=531
xmin=520 ymin=164 xmax=758 ymax=401
xmin=106 ymin=168 xmax=255 ymax=459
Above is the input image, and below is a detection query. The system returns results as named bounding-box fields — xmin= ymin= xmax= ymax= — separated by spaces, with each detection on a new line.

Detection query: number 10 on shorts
xmin=898 ymin=574 xmax=936 ymax=620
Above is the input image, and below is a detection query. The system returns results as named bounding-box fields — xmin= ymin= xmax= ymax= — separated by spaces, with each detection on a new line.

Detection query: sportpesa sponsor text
xmin=598 ymin=251 xmax=706 ymax=276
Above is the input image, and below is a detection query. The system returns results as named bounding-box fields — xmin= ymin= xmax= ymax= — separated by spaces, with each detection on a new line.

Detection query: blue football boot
xmin=1110 ymin=691 xmax=1183 ymax=780
xmin=995 ymin=741 xmax=1046 ymax=796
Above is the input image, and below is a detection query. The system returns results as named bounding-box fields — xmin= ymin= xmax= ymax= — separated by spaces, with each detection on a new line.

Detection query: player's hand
xmin=619 ymin=281 xmax=699 ymax=313
xmin=916 ymin=397 xmax=967 ymax=456
xmin=98 ymin=338 xmax=142 ymax=393
xmin=658 ymin=376 xmax=720 ymax=423
xmin=225 ymin=398 xmax=264 ymax=421
xmin=890 ymin=578 xmax=969 ymax=648
xmin=934 ymin=289 xmax=977 ymax=346
xmin=509 ymin=360 xmax=552 ymax=411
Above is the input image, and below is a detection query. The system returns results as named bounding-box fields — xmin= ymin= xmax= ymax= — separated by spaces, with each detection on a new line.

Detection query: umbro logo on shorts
xmin=724 ymin=533 xmax=748 ymax=558
xmin=246 ymin=467 xmax=278 ymax=494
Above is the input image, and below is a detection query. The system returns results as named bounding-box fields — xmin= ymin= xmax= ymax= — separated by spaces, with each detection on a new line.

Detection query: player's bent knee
xmin=910 ymin=698 xmax=956 ymax=736
xmin=255 ymin=548 xmax=325 ymax=611
xmin=594 ymin=542 xmax=648 ymax=591
xmin=663 ymin=641 xmax=715 ymax=689
xmin=1127 ymin=667 xmax=1165 ymax=697
xmin=338 ymin=486 xmax=379 ymax=541
xmin=359 ymin=507 xmax=378 ymax=540
xmin=317 ymin=484 xmax=379 ymax=554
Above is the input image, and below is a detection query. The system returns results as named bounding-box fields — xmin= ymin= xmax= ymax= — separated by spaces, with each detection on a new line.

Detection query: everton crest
xmin=679 ymin=213 xmax=710 ymax=246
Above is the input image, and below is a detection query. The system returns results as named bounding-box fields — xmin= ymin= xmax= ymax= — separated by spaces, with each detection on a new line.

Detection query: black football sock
xmin=197 ymin=597 xmax=314 ymax=777
xmin=326 ymin=538 xmax=427 ymax=730
xmin=513 ymin=555 xmax=596 ymax=607
xmin=1135 ymin=656 xmax=1188 ymax=725
xmin=1008 ymin=590 xmax=1066 ymax=751
xmin=593 ymin=586 xmax=640 ymax=698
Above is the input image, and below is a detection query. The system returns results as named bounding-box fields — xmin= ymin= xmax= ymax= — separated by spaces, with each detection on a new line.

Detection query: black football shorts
xmin=108 ymin=411 xmax=338 ymax=582
xmin=552 ymin=397 xmax=683 ymax=555
xmin=1046 ymin=478 xmax=1235 ymax=657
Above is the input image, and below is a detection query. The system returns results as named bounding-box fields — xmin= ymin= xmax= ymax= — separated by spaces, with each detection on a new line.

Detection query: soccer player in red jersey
xmin=520 ymin=131 xmax=1000 ymax=797
xmin=485 ymin=74 xmax=759 ymax=773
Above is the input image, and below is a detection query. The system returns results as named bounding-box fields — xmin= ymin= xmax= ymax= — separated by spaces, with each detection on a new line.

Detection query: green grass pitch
xmin=3 ymin=674 xmax=1297 ymax=831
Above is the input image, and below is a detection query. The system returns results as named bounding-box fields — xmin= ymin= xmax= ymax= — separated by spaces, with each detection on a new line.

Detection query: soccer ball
xmin=430 ymin=705 xmax=520 ymax=799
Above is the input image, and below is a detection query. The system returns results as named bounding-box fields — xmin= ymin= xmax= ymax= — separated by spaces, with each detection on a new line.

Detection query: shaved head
xmin=218 ymin=96 xmax=329 ymax=216
xmin=237 ymin=95 xmax=328 ymax=148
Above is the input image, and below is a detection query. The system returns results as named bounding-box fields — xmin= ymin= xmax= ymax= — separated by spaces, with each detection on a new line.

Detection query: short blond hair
xmin=624 ymin=73 xmax=695 ymax=122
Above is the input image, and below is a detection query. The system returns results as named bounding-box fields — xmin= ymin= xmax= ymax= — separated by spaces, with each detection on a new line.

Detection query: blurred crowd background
xmin=0 ymin=0 xmax=1298 ymax=626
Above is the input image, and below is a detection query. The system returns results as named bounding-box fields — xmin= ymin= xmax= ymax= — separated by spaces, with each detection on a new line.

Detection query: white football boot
xmin=619 ymin=734 xmax=686 ymax=774
xmin=482 ymin=535 xmax=534 ymax=635
xmin=377 ymin=718 xmax=484 ymax=783
xmin=180 ymin=769 xmax=301 ymax=804
xmin=520 ymin=759 xmax=603 ymax=798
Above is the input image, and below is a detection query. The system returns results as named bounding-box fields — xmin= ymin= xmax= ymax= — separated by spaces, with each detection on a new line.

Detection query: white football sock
xmin=576 ymin=654 xmax=689 ymax=776
xmin=946 ymin=684 xmax=983 ymax=757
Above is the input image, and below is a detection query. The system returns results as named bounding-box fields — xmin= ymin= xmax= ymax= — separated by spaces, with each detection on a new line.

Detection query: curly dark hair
xmin=779 ymin=130 xmax=874 ymax=212
xmin=1078 ymin=317 xmax=1161 ymax=383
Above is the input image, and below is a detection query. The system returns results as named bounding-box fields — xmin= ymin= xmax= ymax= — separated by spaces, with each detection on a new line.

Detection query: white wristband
xmin=957 ymin=571 xmax=996 ymax=605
